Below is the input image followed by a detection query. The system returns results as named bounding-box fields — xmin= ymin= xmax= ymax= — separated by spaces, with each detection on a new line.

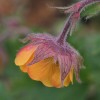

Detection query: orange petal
xmin=19 ymin=54 xmax=35 ymax=73
xmin=51 ymin=64 xmax=61 ymax=88
xmin=15 ymin=44 xmax=37 ymax=66
xmin=28 ymin=58 xmax=55 ymax=87
xmin=28 ymin=58 xmax=62 ymax=87
xmin=64 ymin=67 xmax=73 ymax=87
xmin=64 ymin=74 xmax=70 ymax=87
xmin=69 ymin=67 xmax=73 ymax=83
xmin=19 ymin=65 xmax=28 ymax=72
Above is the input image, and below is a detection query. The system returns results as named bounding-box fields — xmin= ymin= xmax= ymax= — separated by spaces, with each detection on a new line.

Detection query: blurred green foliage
xmin=0 ymin=1 xmax=100 ymax=100
xmin=81 ymin=3 xmax=100 ymax=18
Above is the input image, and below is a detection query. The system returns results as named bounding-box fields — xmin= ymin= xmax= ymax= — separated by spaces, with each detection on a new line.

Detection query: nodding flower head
xmin=15 ymin=33 xmax=83 ymax=88
xmin=15 ymin=0 xmax=100 ymax=88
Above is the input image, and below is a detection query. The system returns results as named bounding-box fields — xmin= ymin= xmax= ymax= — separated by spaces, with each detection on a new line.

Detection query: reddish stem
xmin=57 ymin=0 xmax=100 ymax=45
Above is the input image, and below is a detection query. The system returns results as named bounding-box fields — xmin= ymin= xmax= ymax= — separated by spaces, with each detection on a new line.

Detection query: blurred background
xmin=0 ymin=0 xmax=100 ymax=100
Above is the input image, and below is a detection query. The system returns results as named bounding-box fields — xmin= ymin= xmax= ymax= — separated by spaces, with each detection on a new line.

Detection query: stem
xmin=57 ymin=0 xmax=100 ymax=45
xmin=57 ymin=13 xmax=73 ymax=45
xmin=79 ymin=0 xmax=100 ymax=11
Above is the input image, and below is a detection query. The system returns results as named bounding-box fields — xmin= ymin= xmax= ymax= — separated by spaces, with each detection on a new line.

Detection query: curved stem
xmin=78 ymin=0 xmax=100 ymax=11
xmin=57 ymin=13 xmax=73 ymax=45
xmin=57 ymin=0 xmax=100 ymax=45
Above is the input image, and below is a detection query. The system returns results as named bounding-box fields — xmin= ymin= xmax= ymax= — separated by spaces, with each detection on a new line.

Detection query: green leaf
xmin=81 ymin=3 xmax=100 ymax=18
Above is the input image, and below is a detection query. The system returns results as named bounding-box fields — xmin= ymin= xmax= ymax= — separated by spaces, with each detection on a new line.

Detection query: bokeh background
xmin=0 ymin=0 xmax=100 ymax=100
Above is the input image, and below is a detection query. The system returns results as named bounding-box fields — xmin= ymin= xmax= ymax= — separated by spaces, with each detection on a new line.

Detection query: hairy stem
xmin=57 ymin=13 xmax=74 ymax=45
xmin=57 ymin=0 xmax=100 ymax=45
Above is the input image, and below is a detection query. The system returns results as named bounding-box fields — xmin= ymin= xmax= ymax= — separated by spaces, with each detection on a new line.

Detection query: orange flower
xmin=15 ymin=34 xmax=83 ymax=88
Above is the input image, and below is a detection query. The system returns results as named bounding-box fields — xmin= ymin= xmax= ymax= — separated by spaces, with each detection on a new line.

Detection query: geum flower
xmin=15 ymin=0 xmax=100 ymax=88
xmin=15 ymin=33 xmax=83 ymax=88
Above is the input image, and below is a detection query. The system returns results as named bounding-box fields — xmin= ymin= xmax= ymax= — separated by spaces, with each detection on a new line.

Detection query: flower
xmin=15 ymin=33 xmax=83 ymax=88
xmin=14 ymin=0 xmax=100 ymax=88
